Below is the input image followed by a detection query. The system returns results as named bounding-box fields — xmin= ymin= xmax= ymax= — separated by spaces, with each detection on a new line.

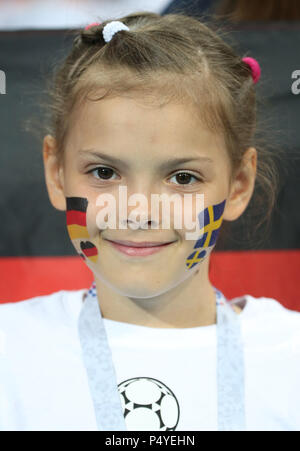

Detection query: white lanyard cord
xmin=78 ymin=282 xmax=126 ymax=431
xmin=215 ymin=288 xmax=246 ymax=431
xmin=78 ymin=282 xmax=246 ymax=431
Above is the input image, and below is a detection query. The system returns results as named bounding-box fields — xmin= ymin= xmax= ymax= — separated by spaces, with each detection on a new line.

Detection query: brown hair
xmin=215 ymin=0 xmax=300 ymax=21
xmin=42 ymin=12 xmax=281 ymax=246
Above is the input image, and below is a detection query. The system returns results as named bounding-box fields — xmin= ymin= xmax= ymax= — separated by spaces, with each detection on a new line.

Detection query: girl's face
xmin=44 ymin=95 xmax=256 ymax=299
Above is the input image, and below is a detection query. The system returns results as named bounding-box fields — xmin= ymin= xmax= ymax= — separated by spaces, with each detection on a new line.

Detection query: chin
xmin=114 ymin=276 xmax=184 ymax=299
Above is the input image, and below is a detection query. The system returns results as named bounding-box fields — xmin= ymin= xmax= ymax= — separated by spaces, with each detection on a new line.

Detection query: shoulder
xmin=240 ymin=294 xmax=300 ymax=320
xmin=232 ymin=293 xmax=300 ymax=346
xmin=0 ymin=289 xmax=87 ymax=333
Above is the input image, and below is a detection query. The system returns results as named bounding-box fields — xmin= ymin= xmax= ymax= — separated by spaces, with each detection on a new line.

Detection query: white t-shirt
xmin=0 ymin=288 xmax=300 ymax=431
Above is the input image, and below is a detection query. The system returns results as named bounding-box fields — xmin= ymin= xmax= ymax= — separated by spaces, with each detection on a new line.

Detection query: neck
xmin=94 ymin=262 xmax=218 ymax=328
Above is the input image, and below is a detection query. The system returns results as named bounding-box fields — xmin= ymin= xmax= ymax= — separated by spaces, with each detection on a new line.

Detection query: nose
xmin=121 ymin=191 xmax=160 ymax=230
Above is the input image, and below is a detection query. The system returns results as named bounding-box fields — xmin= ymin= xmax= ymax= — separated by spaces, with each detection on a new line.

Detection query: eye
xmin=87 ymin=166 xmax=119 ymax=181
xmin=168 ymin=171 xmax=203 ymax=186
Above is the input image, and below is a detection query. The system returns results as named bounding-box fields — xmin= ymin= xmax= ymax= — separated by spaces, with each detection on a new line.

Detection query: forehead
xmin=65 ymin=95 xmax=227 ymax=162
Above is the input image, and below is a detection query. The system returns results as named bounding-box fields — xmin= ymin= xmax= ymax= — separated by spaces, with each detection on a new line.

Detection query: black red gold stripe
xmin=80 ymin=241 xmax=98 ymax=263
xmin=66 ymin=196 xmax=90 ymax=240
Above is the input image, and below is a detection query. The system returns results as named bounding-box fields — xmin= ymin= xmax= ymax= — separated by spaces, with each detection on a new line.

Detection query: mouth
xmin=104 ymin=239 xmax=177 ymax=257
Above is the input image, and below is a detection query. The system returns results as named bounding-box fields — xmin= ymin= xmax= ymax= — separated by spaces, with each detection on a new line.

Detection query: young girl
xmin=0 ymin=12 xmax=299 ymax=432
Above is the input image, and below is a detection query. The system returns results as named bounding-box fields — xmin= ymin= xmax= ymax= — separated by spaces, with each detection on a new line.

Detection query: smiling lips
xmin=105 ymin=239 xmax=176 ymax=256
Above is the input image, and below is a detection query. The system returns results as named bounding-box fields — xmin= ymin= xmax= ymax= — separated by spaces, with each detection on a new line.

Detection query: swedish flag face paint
xmin=66 ymin=196 xmax=99 ymax=264
xmin=185 ymin=199 xmax=226 ymax=269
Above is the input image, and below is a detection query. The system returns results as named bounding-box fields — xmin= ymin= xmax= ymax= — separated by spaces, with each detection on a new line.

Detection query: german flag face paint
xmin=186 ymin=199 xmax=226 ymax=270
xmin=80 ymin=240 xmax=98 ymax=263
xmin=66 ymin=196 xmax=98 ymax=264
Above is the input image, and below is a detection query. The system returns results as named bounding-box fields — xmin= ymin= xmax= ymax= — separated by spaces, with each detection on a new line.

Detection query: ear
xmin=223 ymin=147 xmax=257 ymax=221
xmin=43 ymin=134 xmax=66 ymax=211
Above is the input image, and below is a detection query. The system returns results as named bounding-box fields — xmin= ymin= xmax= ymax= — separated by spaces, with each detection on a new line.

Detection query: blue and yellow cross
xmin=186 ymin=199 xmax=226 ymax=269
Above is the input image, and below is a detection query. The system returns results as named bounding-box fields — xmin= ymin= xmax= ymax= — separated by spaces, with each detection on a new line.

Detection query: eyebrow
xmin=78 ymin=149 xmax=213 ymax=170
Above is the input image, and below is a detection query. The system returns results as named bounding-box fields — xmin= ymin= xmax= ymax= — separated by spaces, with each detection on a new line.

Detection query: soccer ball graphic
xmin=118 ymin=377 xmax=180 ymax=431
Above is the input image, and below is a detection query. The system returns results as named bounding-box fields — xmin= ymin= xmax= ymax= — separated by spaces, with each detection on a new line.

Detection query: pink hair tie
xmin=85 ymin=22 xmax=101 ymax=31
xmin=242 ymin=57 xmax=261 ymax=84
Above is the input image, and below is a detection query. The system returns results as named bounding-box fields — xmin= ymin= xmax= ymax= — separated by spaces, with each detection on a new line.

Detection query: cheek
xmin=66 ymin=196 xmax=99 ymax=264
xmin=185 ymin=198 xmax=226 ymax=270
